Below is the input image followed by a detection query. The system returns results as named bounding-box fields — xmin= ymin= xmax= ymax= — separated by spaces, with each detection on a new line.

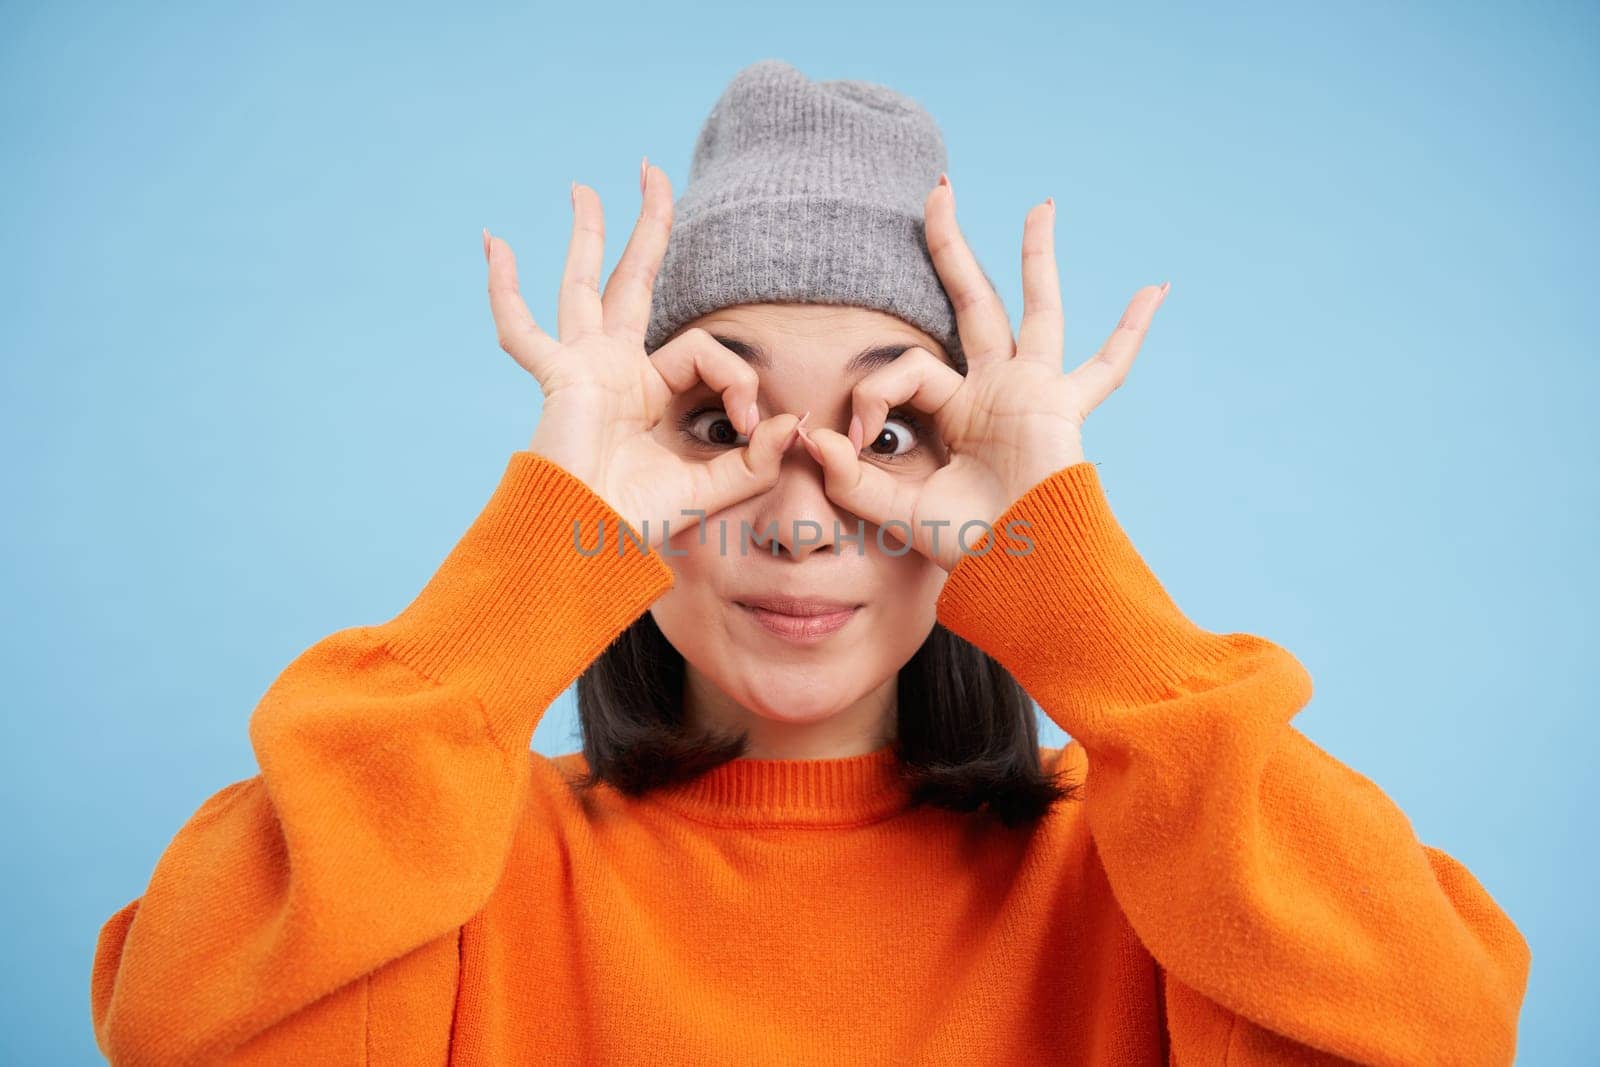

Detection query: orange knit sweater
xmin=90 ymin=451 xmax=1530 ymax=1066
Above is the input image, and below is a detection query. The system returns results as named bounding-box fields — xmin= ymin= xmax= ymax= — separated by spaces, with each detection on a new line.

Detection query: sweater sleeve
xmin=90 ymin=450 xmax=675 ymax=1067
xmin=934 ymin=461 xmax=1531 ymax=1067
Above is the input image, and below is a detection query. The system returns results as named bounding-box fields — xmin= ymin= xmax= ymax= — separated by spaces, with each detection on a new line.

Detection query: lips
xmin=737 ymin=595 xmax=861 ymax=617
xmin=735 ymin=595 xmax=863 ymax=642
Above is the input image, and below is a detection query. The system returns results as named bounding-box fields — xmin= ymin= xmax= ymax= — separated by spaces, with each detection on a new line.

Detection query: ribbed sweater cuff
xmin=935 ymin=462 xmax=1238 ymax=726
xmin=375 ymin=450 xmax=676 ymax=753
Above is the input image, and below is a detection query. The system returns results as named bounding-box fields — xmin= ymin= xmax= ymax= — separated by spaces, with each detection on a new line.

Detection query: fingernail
xmin=1158 ymin=281 xmax=1171 ymax=301
xmin=571 ymin=181 xmax=577 ymax=210
xmin=848 ymin=414 xmax=864 ymax=453
xmin=482 ymin=227 xmax=491 ymax=263
xmin=745 ymin=402 xmax=759 ymax=436
xmin=640 ymin=155 xmax=649 ymax=195
xmin=799 ymin=427 xmax=824 ymax=464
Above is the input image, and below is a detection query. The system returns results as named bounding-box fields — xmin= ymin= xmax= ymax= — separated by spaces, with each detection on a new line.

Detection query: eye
xmin=865 ymin=412 xmax=925 ymax=461
xmin=677 ymin=406 xmax=748 ymax=449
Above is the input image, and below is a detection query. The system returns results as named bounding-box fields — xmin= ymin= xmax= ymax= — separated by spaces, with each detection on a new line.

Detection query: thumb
xmin=797 ymin=425 xmax=904 ymax=534
xmin=691 ymin=412 xmax=805 ymax=517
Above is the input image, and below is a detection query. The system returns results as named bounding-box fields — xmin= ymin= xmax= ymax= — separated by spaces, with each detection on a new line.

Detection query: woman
xmin=91 ymin=59 xmax=1529 ymax=1065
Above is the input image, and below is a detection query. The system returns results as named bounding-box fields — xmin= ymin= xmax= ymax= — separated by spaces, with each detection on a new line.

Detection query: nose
xmin=745 ymin=422 xmax=856 ymax=561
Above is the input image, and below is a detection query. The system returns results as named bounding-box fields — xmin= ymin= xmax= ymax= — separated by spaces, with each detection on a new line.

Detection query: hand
xmin=485 ymin=164 xmax=807 ymax=550
xmin=795 ymin=178 xmax=1170 ymax=572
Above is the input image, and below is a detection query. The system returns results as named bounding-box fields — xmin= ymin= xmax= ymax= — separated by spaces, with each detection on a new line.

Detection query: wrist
xmin=1006 ymin=447 xmax=1088 ymax=512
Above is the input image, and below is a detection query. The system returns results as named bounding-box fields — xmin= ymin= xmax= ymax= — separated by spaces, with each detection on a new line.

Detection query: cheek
xmin=891 ymin=557 xmax=943 ymax=615
xmin=864 ymin=553 xmax=944 ymax=655
xmin=647 ymin=532 xmax=725 ymax=651
xmin=659 ymin=522 xmax=717 ymax=583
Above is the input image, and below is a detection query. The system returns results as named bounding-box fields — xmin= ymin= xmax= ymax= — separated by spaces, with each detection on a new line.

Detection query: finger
xmin=691 ymin=412 xmax=806 ymax=518
xmin=924 ymin=176 xmax=1014 ymax=367
xmin=848 ymin=346 xmax=964 ymax=458
xmin=485 ymin=230 xmax=561 ymax=384
xmin=647 ymin=327 xmax=763 ymax=436
xmin=1015 ymin=199 xmax=1064 ymax=367
xmin=559 ymin=182 xmax=606 ymax=341
xmin=797 ymin=425 xmax=921 ymax=542
xmin=601 ymin=160 xmax=675 ymax=347
xmin=1067 ymin=282 xmax=1170 ymax=416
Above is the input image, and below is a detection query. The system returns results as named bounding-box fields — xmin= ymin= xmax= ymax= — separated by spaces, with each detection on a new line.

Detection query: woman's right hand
xmin=483 ymin=162 xmax=804 ymax=550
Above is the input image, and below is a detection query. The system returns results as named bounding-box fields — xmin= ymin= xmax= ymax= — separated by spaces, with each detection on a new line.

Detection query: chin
xmin=722 ymin=672 xmax=862 ymax=725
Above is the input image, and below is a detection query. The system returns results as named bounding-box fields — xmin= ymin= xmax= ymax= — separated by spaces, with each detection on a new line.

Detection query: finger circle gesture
xmin=795 ymin=176 xmax=1170 ymax=572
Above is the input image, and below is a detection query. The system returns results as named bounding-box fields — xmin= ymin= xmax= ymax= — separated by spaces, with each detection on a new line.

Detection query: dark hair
xmin=570 ymin=610 xmax=1082 ymax=828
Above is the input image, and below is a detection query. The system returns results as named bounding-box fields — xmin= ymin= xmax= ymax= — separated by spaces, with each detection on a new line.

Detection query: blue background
xmin=4 ymin=1 xmax=1592 ymax=1062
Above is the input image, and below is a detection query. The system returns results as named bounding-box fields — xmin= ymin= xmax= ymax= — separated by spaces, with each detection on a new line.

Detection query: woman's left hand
xmin=796 ymin=176 xmax=1170 ymax=573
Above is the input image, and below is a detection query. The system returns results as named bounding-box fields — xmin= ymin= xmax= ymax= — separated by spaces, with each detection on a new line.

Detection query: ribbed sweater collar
xmin=641 ymin=743 xmax=914 ymax=827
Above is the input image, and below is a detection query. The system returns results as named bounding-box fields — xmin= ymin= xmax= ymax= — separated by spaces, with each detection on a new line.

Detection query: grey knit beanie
xmin=645 ymin=58 xmax=987 ymax=373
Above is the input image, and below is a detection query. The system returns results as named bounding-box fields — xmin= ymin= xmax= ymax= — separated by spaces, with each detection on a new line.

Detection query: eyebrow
xmin=710 ymin=335 xmax=917 ymax=375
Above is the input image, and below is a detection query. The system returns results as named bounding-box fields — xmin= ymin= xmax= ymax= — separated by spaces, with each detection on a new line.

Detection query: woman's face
xmin=647 ymin=303 xmax=955 ymax=755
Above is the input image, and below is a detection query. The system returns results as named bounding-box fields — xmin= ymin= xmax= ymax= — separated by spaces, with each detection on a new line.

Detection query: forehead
xmin=685 ymin=304 xmax=951 ymax=374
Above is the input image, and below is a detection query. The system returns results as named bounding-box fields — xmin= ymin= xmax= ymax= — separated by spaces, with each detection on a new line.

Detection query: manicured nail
xmin=640 ymin=155 xmax=649 ymax=195
xmin=1158 ymin=281 xmax=1171 ymax=300
xmin=848 ymin=414 xmax=864 ymax=453
xmin=1045 ymin=196 xmax=1054 ymax=210
xmin=783 ymin=411 xmax=810 ymax=451
xmin=798 ymin=426 xmax=824 ymax=465
xmin=482 ymin=227 xmax=491 ymax=263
